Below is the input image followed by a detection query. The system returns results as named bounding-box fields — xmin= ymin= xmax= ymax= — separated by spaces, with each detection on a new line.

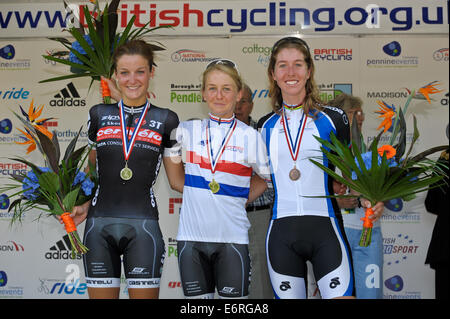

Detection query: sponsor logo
xmin=366 ymin=41 xmax=419 ymax=68
xmin=313 ymin=48 xmax=353 ymax=62
xmin=0 ymin=240 xmax=24 ymax=252
xmin=0 ymin=87 xmax=30 ymax=100
xmin=383 ymin=233 xmax=419 ymax=265
xmin=170 ymin=83 xmax=202 ymax=103
xmin=49 ymin=82 xmax=86 ymax=107
xmin=279 ymin=281 xmax=291 ymax=291
xmin=385 ymin=275 xmax=403 ymax=292
xmin=0 ymin=194 xmax=9 ymax=210
xmin=318 ymin=83 xmax=353 ymax=102
xmin=96 ymin=126 xmax=163 ymax=146
xmin=385 ymin=198 xmax=403 ymax=212
xmin=441 ymin=92 xmax=449 ymax=106
xmin=0 ymin=271 xmax=7 ymax=287
xmin=0 ymin=271 xmax=24 ymax=298
xmin=171 ymin=49 xmax=217 ymax=63
xmin=0 ymin=44 xmax=14 ymax=60
xmin=167 ymin=237 xmax=178 ymax=258
xmin=329 ymin=277 xmax=340 ymax=289
xmin=39 ymin=278 xmax=87 ymax=295
xmin=0 ymin=45 xmax=31 ymax=70
xmin=169 ymin=198 xmax=182 ymax=214
xmin=366 ymin=90 xmax=409 ymax=99
xmin=0 ymin=118 xmax=12 ymax=134
xmin=168 ymin=281 xmax=182 ymax=288
xmin=384 ymin=275 xmax=421 ymax=299
xmin=433 ymin=48 xmax=449 ymax=62
xmin=44 ymin=234 xmax=82 ymax=260
xmin=0 ymin=162 xmax=27 ymax=176
xmin=383 ymin=41 xmax=401 ymax=56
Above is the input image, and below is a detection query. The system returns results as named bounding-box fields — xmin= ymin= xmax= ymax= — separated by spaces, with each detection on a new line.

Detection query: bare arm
xmin=163 ymin=156 xmax=185 ymax=193
xmin=246 ymin=174 xmax=268 ymax=204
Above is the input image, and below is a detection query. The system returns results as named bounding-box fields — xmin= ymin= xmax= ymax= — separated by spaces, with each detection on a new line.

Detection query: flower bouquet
xmin=310 ymin=82 xmax=448 ymax=246
xmin=0 ymin=101 xmax=97 ymax=257
xmin=39 ymin=0 xmax=168 ymax=103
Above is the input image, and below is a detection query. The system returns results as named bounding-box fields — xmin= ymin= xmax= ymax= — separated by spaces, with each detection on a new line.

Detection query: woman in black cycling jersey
xmin=258 ymin=37 xmax=384 ymax=299
xmin=69 ymin=39 xmax=183 ymax=299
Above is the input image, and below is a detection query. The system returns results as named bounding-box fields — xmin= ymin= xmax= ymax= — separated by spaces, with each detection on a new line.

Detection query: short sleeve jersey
xmin=258 ymin=106 xmax=350 ymax=220
xmin=87 ymin=102 xmax=179 ymax=219
xmin=172 ymin=116 xmax=271 ymax=244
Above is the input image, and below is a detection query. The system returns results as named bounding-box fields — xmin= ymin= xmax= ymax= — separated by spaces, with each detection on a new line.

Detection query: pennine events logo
xmin=0 ymin=44 xmax=31 ymax=71
xmin=367 ymin=40 xmax=419 ymax=68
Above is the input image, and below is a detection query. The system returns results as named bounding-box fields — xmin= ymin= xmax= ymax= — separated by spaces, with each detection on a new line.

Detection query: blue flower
xmin=69 ymin=35 xmax=94 ymax=65
xmin=72 ymin=171 xmax=94 ymax=196
xmin=22 ymin=167 xmax=51 ymax=200
xmin=351 ymin=151 xmax=397 ymax=180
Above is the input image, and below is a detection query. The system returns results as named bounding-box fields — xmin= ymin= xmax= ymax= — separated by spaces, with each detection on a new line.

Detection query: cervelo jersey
xmin=258 ymin=106 xmax=350 ymax=220
xmin=87 ymin=102 xmax=179 ymax=219
xmin=173 ymin=114 xmax=270 ymax=244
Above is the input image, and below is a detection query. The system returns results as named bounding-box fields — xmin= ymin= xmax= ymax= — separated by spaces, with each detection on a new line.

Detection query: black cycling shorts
xmin=177 ymin=241 xmax=251 ymax=298
xmin=83 ymin=216 xmax=165 ymax=289
xmin=266 ymin=215 xmax=354 ymax=299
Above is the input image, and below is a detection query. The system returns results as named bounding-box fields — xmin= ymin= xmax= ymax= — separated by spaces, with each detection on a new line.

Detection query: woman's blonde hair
xmin=201 ymin=60 xmax=243 ymax=92
xmin=267 ymin=37 xmax=323 ymax=115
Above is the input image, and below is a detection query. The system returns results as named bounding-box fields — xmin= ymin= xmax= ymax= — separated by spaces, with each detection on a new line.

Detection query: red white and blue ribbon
xmin=118 ymin=99 xmax=150 ymax=162
xmin=281 ymin=107 xmax=308 ymax=163
xmin=206 ymin=114 xmax=237 ymax=174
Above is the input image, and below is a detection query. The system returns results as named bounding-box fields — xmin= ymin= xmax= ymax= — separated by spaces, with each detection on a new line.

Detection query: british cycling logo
xmin=313 ymin=48 xmax=353 ymax=62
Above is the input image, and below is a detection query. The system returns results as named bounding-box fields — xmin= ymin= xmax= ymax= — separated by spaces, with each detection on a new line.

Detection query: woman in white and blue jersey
xmin=258 ymin=37 xmax=384 ymax=299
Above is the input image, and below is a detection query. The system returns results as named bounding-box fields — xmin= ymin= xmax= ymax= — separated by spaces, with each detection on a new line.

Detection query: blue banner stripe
xmin=185 ymin=174 xmax=249 ymax=198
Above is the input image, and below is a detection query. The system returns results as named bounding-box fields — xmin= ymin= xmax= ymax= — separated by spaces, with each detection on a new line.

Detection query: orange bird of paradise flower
xmin=377 ymin=145 xmax=396 ymax=159
xmin=375 ymin=100 xmax=396 ymax=133
xmin=16 ymin=127 xmax=37 ymax=154
xmin=19 ymin=99 xmax=54 ymax=139
xmin=404 ymin=81 xmax=443 ymax=103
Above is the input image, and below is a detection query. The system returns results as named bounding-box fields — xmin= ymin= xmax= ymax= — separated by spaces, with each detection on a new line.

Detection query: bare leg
xmin=87 ymin=287 xmax=120 ymax=299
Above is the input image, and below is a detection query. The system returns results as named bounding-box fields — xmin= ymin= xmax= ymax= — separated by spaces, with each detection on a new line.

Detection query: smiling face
xmin=114 ymin=54 xmax=154 ymax=106
xmin=202 ymin=69 xmax=242 ymax=119
xmin=271 ymin=47 xmax=311 ymax=106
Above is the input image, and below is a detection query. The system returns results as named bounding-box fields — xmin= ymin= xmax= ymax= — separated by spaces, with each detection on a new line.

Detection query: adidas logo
xmin=49 ymin=82 xmax=86 ymax=107
xmin=44 ymin=234 xmax=82 ymax=260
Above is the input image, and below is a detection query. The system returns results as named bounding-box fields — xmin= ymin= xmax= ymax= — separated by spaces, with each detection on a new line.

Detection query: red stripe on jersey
xmin=186 ymin=151 xmax=252 ymax=177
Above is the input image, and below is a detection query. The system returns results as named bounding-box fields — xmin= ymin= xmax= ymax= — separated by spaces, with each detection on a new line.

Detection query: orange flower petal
xmin=378 ymin=145 xmax=396 ymax=159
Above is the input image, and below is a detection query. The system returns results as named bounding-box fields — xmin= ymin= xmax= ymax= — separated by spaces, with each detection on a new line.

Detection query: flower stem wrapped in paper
xmin=39 ymin=0 xmax=169 ymax=103
xmin=310 ymin=82 xmax=448 ymax=246
xmin=0 ymin=101 xmax=97 ymax=257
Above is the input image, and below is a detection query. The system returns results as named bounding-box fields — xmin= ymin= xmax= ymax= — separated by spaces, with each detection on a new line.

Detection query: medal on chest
xmin=281 ymin=106 xmax=308 ymax=181
xmin=205 ymin=117 xmax=237 ymax=194
xmin=118 ymin=99 xmax=150 ymax=181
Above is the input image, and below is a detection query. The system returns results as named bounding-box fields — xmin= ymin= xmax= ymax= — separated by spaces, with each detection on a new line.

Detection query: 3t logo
xmin=280 ymin=281 xmax=291 ymax=291
xmin=329 ymin=277 xmax=340 ymax=289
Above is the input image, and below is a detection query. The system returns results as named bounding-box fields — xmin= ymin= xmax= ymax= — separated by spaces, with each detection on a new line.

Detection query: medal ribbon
xmin=118 ymin=99 xmax=150 ymax=162
xmin=206 ymin=116 xmax=237 ymax=174
xmin=281 ymin=108 xmax=308 ymax=163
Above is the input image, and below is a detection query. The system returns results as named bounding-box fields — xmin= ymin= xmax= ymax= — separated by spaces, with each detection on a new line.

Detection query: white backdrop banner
xmin=0 ymin=6 xmax=448 ymax=300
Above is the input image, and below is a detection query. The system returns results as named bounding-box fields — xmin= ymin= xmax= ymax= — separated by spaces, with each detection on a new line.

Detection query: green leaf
xmin=63 ymin=127 xmax=82 ymax=163
xmin=38 ymin=171 xmax=60 ymax=194
xmin=393 ymin=108 xmax=406 ymax=161
xmin=63 ymin=187 xmax=80 ymax=213
xmin=34 ymin=129 xmax=59 ymax=174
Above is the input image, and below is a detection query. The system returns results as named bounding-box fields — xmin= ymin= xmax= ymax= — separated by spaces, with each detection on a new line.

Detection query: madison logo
xmin=0 ymin=240 xmax=24 ymax=252
xmin=49 ymin=82 xmax=86 ymax=107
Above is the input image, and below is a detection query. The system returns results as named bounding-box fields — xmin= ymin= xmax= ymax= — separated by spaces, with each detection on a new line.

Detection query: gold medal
xmin=120 ymin=164 xmax=133 ymax=180
xmin=208 ymin=179 xmax=220 ymax=193
xmin=289 ymin=167 xmax=301 ymax=181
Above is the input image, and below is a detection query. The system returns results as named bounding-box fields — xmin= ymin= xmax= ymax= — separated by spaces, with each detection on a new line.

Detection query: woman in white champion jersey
xmin=258 ymin=37 xmax=384 ymax=299
xmin=167 ymin=59 xmax=271 ymax=299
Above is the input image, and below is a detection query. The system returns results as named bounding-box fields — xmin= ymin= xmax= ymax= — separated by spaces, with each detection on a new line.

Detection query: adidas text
xmin=45 ymin=251 xmax=82 ymax=260
xmin=49 ymin=99 xmax=86 ymax=107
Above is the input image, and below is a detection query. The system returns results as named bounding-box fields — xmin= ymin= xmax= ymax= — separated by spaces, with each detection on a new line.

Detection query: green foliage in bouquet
xmin=0 ymin=102 xmax=97 ymax=256
xmin=39 ymin=0 xmax=169 ymax=102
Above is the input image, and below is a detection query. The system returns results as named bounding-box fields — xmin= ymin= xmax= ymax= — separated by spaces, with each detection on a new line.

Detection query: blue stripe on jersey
xmin=184 ymin=174 xmax=250 ymax=198
xmin=314 ymin=112 xmax=337 ymax=218
xmin=262 ymin=113 xmax=280 ymax=220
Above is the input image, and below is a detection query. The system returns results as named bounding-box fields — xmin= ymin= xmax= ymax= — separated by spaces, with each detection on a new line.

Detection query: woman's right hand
xmin=58 ymin=200 xmax=91 ymax=227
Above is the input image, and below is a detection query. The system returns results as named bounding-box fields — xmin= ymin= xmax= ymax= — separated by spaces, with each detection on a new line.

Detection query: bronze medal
xmin=289 ymin=167 xmax=301 ymax=181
